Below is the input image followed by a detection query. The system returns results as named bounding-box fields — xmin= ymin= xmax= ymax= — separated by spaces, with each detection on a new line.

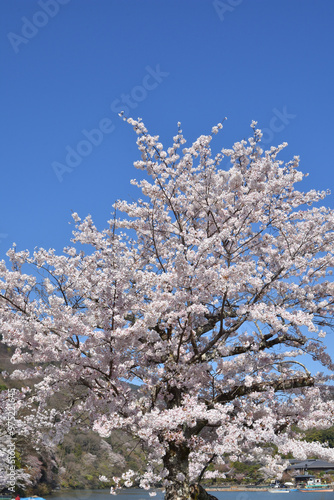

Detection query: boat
xmin=300 ymin=486 xmax=333 ymax=492
xmin=299 ymin=478 xmax=333 ymax=492
xmin=268 ymin=489 xmax=290 ymax=493
xmin=268 ymin=483 xmax=290 ymax=493
xmin=19 ymin=497 xmax=46 ymax=500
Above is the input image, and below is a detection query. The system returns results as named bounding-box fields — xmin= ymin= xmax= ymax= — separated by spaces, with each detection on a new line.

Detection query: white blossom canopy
xmin=1 ymin=118 xmax=334 ymax=495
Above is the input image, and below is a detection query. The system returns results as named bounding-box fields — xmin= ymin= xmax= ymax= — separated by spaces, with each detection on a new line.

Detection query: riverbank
xmin=207 ymin=487 xmax=269 ymax=492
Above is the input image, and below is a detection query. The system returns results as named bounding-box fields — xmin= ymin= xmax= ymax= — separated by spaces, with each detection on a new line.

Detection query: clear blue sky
xmin=1 ymin=0 xmax=334 ymax=371
xmin=1 ymin=0 xmax=334 ymax=252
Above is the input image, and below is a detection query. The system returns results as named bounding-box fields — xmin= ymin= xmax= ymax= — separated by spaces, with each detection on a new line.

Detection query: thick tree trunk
xmin=163 ymin=442 xmax=191 ymax=500
xmin=163 ymin=442 xmax=218 ymax=500
xmin=189 ymin=484 xmax=219 ymax=500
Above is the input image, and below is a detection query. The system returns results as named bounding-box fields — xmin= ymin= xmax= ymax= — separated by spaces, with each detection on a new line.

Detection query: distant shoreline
xmin=207 ymin=487 xmax=269 ymax=492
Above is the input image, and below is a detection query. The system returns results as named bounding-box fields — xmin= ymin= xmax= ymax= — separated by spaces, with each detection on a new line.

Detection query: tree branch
xmin=212 ymin=374 xmax=314 ymax=405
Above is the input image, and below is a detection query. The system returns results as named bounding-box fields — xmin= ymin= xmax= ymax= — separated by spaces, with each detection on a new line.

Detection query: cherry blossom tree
xmin=1 ymin=118 xmax=334 ymax=499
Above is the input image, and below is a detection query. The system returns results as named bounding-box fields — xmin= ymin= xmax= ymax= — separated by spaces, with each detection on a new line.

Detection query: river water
xmin=47 ymin=489 xmax=334 ymax=500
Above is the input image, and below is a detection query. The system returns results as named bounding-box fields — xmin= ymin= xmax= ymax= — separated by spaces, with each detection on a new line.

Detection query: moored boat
xmin=19 ymin=497 xmax=46 ymax=500
xmin=300 ymin=487 xmax=333 ymax=492
xmin=268 ymin=489 xmax=290 ymax=493
xmin=299 ymin=478 xmax=333 ymax=492
xmin=268 ymin=483 xmax=290 ymax=493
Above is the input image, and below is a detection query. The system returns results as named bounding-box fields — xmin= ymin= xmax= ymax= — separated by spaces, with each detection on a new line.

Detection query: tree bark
xmin=163 ymin=442 xmax=218 ymax=500
xmin=190 ymin=484 xmax=219 ymax=500
xmin=163 ymin=442 xmax=191 ymax=500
